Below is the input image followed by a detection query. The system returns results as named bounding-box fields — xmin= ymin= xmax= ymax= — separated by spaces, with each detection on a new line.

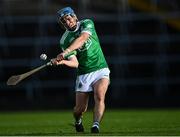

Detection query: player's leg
xmin=91 ymin=78 xmax=109 ymax=133
xmin=73 ymin=92 xmax=89 ymax=132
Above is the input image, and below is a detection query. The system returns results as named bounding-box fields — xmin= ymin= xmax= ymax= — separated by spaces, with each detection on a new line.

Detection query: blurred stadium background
xmin=0 ymin=0 xmax=180 ymax=110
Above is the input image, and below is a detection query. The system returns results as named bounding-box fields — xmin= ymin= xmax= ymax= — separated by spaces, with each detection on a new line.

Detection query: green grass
xmin=0 ymin=109 xmax=180 ymax=136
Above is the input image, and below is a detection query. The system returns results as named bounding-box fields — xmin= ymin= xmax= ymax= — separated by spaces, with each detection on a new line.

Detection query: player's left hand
xmin=56 ymin=48 xmax=70 ymax=61
xmin=56 ymin=52 xmax=65 ymax=61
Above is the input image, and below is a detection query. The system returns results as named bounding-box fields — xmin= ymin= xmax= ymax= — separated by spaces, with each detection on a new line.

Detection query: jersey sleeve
xmin=81 ymin=19 xmax=94 ymax=36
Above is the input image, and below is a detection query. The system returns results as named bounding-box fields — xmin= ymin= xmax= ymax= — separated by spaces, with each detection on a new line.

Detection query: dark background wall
xmin=0 ymin=0 xmax=180 ymax=110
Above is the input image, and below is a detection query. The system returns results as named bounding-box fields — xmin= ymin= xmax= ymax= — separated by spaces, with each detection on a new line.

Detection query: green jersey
xmin=59 ymin=19 xmax=108 ymax=75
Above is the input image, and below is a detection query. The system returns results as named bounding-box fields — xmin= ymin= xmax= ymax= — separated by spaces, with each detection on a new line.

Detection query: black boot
xmin=91 ymin=126 xmax=99 ymax=133
xmin=75 ymin=122 xmax=84 ymax=132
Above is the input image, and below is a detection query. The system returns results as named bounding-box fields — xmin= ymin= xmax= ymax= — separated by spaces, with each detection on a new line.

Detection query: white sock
xmin=92 ymin=121 xmax=99 ymax=129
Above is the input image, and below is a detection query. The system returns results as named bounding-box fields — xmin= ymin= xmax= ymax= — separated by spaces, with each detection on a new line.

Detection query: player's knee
xmin=94 ymin=87 xmax=107 ymax=103
xmin=94 ymin=93 xmax=105 ymax=103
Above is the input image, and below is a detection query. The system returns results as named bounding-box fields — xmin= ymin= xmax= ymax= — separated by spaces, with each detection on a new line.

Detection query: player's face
xmin=61 ymin=14 xmax=77 ymax=31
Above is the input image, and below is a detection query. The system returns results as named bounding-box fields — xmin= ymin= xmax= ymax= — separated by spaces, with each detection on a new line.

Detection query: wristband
xmin=65 ymin=48 xmax=71 ymax=53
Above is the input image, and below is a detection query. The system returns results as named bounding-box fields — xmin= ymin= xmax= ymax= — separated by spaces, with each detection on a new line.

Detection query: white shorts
xmin=75 ymin=68 xmax=110 ymax=92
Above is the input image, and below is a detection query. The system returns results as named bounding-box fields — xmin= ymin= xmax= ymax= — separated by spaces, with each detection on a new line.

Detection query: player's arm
xmin=51 ymin=55 xmax=79 ymax=68
xmin=65 ymin=32 xmax=90 ymax=52
xmin=57 ymin=32 xmax=90 ymax=60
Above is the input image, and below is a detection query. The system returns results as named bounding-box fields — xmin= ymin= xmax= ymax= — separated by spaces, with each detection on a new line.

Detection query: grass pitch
xmin=0 ymin=109 xmax=180 ymax=136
